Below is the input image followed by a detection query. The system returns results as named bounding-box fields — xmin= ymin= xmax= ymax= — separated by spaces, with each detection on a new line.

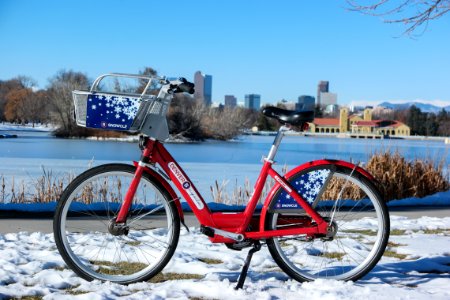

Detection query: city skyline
xmin=193 ymin=71 xmax=212 ymax=106
xmin=0 ymin=1 xmax=449 ymax=107
xmin=244 ymin=94 xmax=261 ymax=110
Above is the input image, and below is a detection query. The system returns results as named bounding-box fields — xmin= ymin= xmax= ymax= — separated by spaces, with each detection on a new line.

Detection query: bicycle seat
xmin=262 ymin=106 xmax=314 ymax=126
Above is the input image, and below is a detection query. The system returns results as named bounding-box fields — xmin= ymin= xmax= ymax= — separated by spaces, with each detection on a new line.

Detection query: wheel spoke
xmin=54 ymin=165 xmax=180 ymax=284
xmin=267 ymin=168 xmax=389 ymax=282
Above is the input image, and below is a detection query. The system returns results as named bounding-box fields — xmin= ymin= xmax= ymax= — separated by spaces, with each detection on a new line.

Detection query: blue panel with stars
xmin=85 ymin=94 xmax=142 ymax=131
xmin=273 ymin=169 xmax=331 ymax=209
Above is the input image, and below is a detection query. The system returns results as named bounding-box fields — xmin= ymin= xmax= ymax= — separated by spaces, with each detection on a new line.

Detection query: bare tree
xmin=4 ymin=89 xmax=31 ymax=123
xmin=347 ymin=0 xmax=450 ymax=35
xmin=0 ymin=77 xmax=33 ymax=121
xmin=168 ymin=93 xmax=203 ymax=140
xmin=199 ymin=105 xmax=256 ymax=140
xmin=47 ymin=70 xmax=90 ymax=135
xmin=26 ymin=90 xmax=50 ymax=126
xmin=137 ymin=67 xmax=159 ymax=95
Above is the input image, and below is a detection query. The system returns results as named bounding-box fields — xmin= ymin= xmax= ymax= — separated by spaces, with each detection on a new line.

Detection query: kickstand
xmin=235 ymin=241 xmax=261 ymax=290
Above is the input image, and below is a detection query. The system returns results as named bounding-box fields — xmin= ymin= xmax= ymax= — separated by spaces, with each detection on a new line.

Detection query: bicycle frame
xmin=114 ymin=127 xmax=339 ymax=243
xmin=58 ymin=74 xmax=389 ymax=286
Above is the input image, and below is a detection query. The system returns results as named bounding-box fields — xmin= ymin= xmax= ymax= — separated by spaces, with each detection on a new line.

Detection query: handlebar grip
xmin=177 ymin=78 xmax=195 ymax=94
xmin=179 ymin=82 xmax=195 ymax=94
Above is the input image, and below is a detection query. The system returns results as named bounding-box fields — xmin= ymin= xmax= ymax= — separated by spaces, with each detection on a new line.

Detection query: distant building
xmin=317 ymin=81 xmax=329 ymax=107
xmin=194 ymin=71 xmax=212 ymax=105
xmin=224 ymin=95 xmax=237 ymax=108
xmin=320 ymin=92 xmax=337 ymax=106
xmin=245 ymin=94 xmax=261 ymax=110
xmin=308 ymin=107 xmax=410 ymax=136
xmin=363 ymin=107 xmax=372 ymax=121
xmin=296 ymin=95 xmax=315 ymax=111
xmin=349 ymin=105 xmax=364 ymax=113
xmin=324 ymin=104 xmax=340 ymax=114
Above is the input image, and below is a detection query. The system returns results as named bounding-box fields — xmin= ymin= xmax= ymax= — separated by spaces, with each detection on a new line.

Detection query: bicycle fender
xmin=132 ymin=161 xmax=185 ymax=224
xmin=286 ymin=159 xmax=375 ymax=181
xmin=259 ymin=159 xmax=375 ymax=231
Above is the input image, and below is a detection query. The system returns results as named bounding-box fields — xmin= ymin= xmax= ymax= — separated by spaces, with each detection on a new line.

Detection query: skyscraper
xmin=296 ymin=95 xmax=315 ymax=111
xmin=224 ymin=95 xmax=237 ymax=108
xmin=320 ymin=92 xmax=337 ymax=106
xmin=244 ymin=94 xmax=261 ymax=110
xmin=317 ymin=81 xmax=329 ymax=107
xmin=194 ymin=71 xmax=212 ymax=105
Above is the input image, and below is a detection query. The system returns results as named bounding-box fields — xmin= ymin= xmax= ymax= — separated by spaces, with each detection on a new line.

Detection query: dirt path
xmin=0 ymin=207 xmax=449 ymax=234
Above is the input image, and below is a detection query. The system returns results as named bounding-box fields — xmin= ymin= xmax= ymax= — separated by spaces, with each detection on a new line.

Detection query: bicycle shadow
xmin=358 ymin=256 xmax=450 ymax=286
xmin=211 ymin=270 xmax=290 ymax=284
xmin=211 ymin=256 xmax=450 ymax=286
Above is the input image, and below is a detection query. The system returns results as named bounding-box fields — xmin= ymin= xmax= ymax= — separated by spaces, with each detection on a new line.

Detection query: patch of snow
xmin=388 ymin=190 xmax=450 ymax=207
xmin=0 ymin=217 xmax=449 ymax=299
xmin=0 ymin=122 xmax=55 ymax=132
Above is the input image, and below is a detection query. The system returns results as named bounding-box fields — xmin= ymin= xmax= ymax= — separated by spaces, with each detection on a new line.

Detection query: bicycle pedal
xmin=200 ymin=225 xmax=215 ymax=238
xmin=200 ymin=225 xmax=244 ymax=242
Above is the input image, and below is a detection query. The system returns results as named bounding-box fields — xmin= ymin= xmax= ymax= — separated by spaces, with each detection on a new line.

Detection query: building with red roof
xmin=308 ymin=108 xmax=410 ymax=136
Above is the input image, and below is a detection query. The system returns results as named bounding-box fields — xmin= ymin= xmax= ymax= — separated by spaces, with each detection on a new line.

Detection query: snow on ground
xmin=0 ymin=216 xmax=449 ymax=299
xmin=0 ymin=122 xmax=55 ymax=132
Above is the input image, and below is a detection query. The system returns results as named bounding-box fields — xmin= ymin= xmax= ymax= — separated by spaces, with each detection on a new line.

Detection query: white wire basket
xmin=72 ymin=73 xmax=170 ymax=140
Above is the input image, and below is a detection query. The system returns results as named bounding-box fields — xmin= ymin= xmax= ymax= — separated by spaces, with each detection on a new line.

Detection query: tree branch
xmin=347 ymin=0 xmax=450 ymax=36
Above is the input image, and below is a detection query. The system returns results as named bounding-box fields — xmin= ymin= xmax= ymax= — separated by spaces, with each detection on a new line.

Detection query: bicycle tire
xmin=265 ymin=165 xmax=389 ymax=281
xmin=53 ymin=163 xmax=180 ymax=284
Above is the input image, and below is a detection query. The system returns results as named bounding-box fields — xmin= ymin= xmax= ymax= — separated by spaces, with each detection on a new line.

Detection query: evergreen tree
xmin=407 ymin=105 xmax=425 ymax=135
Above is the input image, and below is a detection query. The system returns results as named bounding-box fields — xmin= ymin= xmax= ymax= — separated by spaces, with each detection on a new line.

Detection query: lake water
xmin=0 ymin=131 xmax=448 ymax=202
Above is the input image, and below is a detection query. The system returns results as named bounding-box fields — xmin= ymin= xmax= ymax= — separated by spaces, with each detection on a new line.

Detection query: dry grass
xmin=366 ymin=151 xmax=449 ymax=201
xmin=387 ymin=241 xmax=407 ymax=247
xmin=198 ymin=257 xmax=223 ymax=264
xmin=321 ymin=252 xmax=346 ymax=261
xmin=321 ymin=177 xmax=366 ymax=201
xmin=383 ymin=250 xmax=408 ymax=260
xmin=0 ymin=151 xmax=448 ymax=205
xmin=418 ymin=228 xmax=450 ymax=235
xmin=390 ymin=229 xmax=407 ymax=236
xmin=209 ymin=151 xmax=449 ymax=204
xmin=1 ymin=168 xmax=75 ymax=204
xmin=91 ymin=261 xmax=148 ymax=276
xmin=342 ymin=229 xmax=378 ymax=236
xmin=210 ymin=165 xmax=287 ymax=205
xmin=149 ymin=272 xmax=203 ymax=283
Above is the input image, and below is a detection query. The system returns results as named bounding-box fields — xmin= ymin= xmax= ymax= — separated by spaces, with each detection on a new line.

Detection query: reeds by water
xmin=0 ymin=151 xmax=448 ymax=204
xmin=209 ymin=151 xmax=449 ymax=204
xmin=0 ymin=168 xmax=74 ymax=204
xmin=366 ymin=151 xmax=449 ymax=201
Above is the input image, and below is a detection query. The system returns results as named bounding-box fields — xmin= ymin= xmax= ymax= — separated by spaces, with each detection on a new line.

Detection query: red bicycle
xmin=54 ymin=73 xmax=389 ymax=288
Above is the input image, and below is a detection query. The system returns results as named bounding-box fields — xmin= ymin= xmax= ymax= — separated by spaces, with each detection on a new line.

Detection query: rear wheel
xmin=266 ymin=165 xmax=389 ymax=281
xmin=53 ymin=164 xmax=180 ymax=284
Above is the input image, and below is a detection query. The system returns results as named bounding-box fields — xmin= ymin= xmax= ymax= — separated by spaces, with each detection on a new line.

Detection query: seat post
xmin=266 ymin=125 xmax=289 ymax=162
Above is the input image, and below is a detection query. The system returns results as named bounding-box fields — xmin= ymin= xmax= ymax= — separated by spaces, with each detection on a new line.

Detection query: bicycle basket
xmin=72 ymin=91 xmax=153 ymax=132
xmin=72 ymin=73 xmax=171 ymax=140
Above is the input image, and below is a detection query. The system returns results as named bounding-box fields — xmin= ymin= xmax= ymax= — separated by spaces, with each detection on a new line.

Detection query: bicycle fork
xmin=115 ymin=162 xmax=146 ymax=224
xmin=115 ymin=142 xmax=155 ymax=225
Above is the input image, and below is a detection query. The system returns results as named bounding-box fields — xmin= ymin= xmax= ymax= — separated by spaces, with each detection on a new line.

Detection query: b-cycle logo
xmin=274 ymin=175 xmax=292 ymax=193
xmin=101 ymin=121 xmax=127 ymax=129
xmin=168 ymin=162 xmax=187 ymax=183
xmin=168 ymin=162 xmax=204 ymax=210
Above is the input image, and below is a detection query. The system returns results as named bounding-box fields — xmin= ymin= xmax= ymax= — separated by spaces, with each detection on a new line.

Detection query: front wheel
xmin=266 ymin=165 xmax=389 ymax=281
xmin=53 ymin=164 xmax=180 ymax=284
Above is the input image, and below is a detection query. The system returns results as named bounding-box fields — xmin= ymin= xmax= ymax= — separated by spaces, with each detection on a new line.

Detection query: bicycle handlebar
xmin=171 ymin=77 xmax=195 ymax=94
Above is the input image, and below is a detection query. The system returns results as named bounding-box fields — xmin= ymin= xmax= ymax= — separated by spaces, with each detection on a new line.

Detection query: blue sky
xmin=1 ymin=0 xmax=449 ymax=107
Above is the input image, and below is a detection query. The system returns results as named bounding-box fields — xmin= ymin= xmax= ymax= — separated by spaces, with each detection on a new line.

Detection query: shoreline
xmin=0 ymin=190 xmax=449 ymax=215
xmin=2 ymin=123 xmax=449 ymax=143
xmin=250 ymin=130 xmax=450 ymax=142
